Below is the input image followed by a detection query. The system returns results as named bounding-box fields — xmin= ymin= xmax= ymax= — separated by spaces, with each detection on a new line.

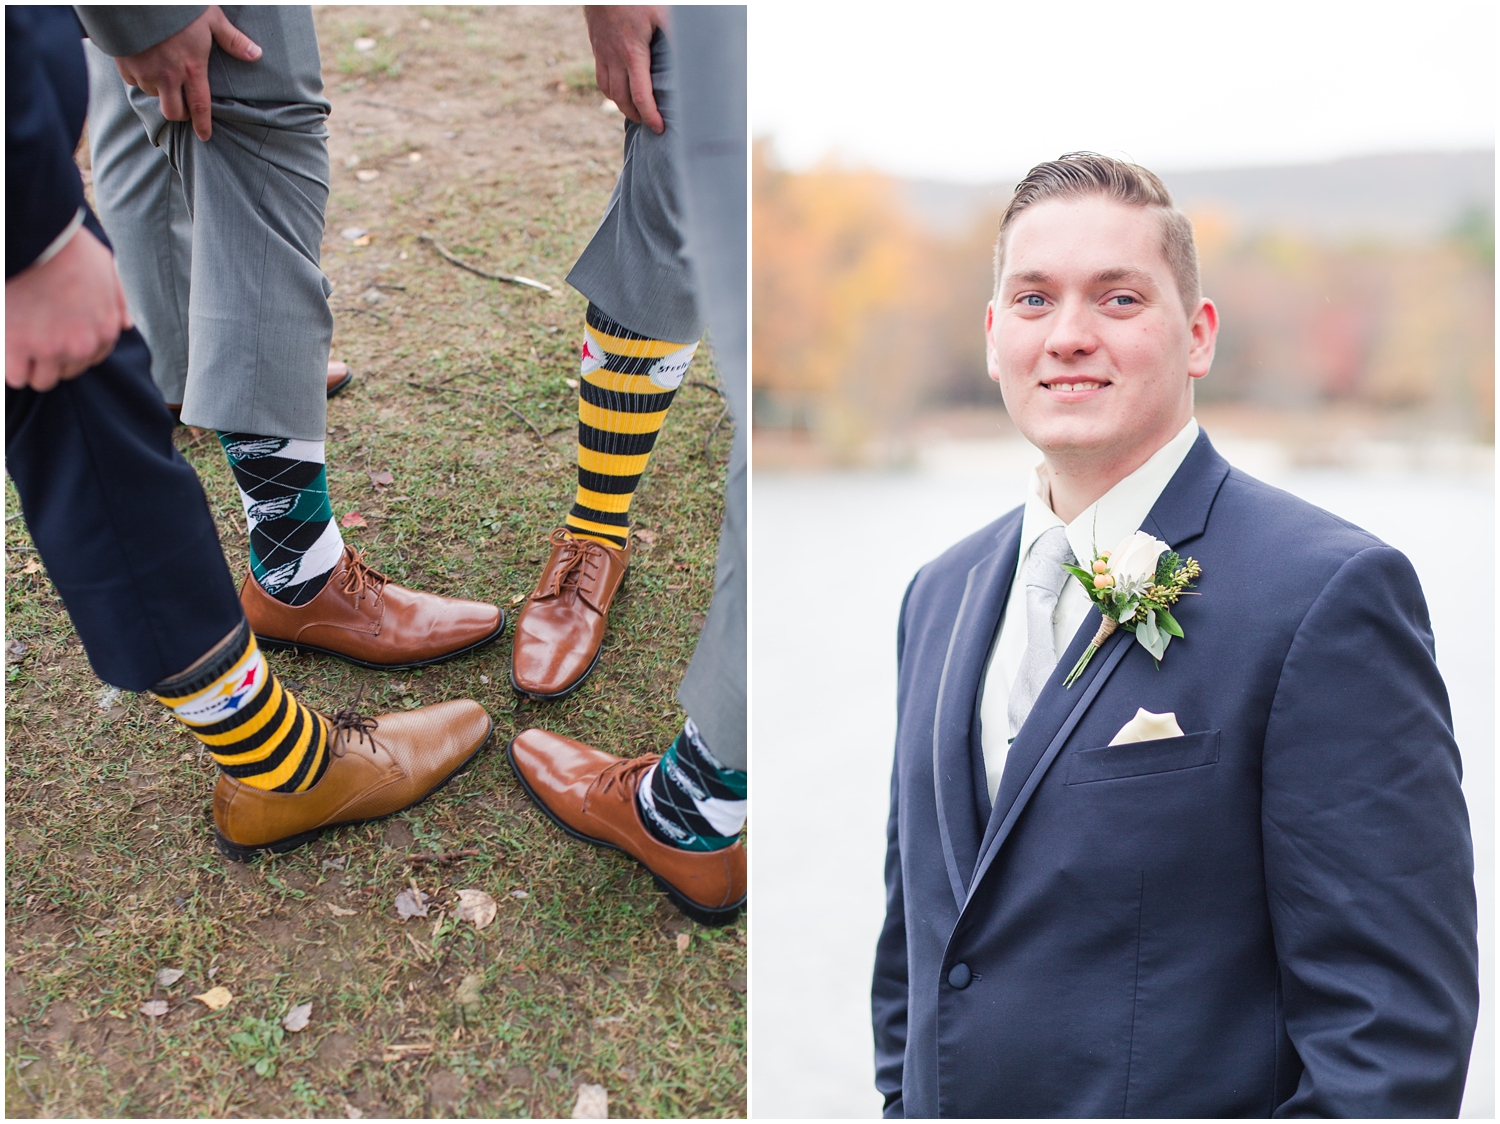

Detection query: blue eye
xmin=1023 ymin=295 xmax=1045 ymax=307
xmin=1109 ymin=295 xmax=1136 ymax=306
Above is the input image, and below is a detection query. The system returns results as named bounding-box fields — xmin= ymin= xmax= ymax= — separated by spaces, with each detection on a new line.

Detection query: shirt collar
xmin=1017 ymin=417 xmax=1200 ymax=566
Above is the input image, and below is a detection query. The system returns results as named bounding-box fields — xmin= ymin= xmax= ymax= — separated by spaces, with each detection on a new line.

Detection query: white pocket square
xmin=1109 ymin=708 xmax=1184 ymax=745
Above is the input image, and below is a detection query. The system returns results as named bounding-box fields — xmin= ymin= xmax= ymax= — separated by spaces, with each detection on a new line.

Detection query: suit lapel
xmin=931 ymin=511 xmax=1021 ymax=910
xmin=965 ymin=432 xmax=1232 ymax=905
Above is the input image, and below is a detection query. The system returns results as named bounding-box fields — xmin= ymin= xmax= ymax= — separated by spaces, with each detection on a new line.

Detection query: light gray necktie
xmin=1007 ymin=526 xmax=1076 ymax=738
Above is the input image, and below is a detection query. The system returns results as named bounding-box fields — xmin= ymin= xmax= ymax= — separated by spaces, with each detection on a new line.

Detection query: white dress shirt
xmin=978 ymin=418 xmax=1201 ymax=804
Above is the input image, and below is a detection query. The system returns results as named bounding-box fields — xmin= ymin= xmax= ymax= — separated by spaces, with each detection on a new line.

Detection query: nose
xmin=1044 ymin=298 xmax=1098 ymax=360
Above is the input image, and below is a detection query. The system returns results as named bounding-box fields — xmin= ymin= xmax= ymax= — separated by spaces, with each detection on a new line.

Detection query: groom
xmin=871 ymin=153 xmax=1477 ymax=1117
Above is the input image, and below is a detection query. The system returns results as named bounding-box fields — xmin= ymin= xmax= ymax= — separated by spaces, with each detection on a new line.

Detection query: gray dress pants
xmin=668 ymin=7 xmax=747 ymax=774
xmin=81 ymin=6 xmax=333 ymax=441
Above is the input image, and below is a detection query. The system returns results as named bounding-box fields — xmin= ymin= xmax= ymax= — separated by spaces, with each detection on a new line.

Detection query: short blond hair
xmin=993 ymin=152 xmax=1201 ymax=316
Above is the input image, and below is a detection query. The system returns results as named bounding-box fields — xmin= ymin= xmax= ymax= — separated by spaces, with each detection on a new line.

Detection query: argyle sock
xmin=636 ymin=718 xmax=746 ymax=852
xmin=150 ymin=620 xmax=330 ymax=792
xmin=565 ymin=303 xmax=699 ymax=549
xmin=219 ymin=432 xmax=345 ymax=606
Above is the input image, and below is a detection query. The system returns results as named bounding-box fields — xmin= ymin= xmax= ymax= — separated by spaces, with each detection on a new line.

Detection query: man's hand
xmin=5 ymin=228 xmax=133 ymax=392
xmin=583 ymin=6 xmax=668 ymax=135
xmin=114 ymin=5 xmax=262 ymax=142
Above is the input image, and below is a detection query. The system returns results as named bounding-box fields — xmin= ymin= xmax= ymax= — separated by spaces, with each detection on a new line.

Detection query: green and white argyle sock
xmin=219 ymin=433 xmax=345 ymax=606
xmin=637 ymin=718 xmax=747 ymax=852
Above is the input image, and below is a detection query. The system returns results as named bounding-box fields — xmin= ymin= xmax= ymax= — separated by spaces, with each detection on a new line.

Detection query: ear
xmin=984 ymin=300 xmax=1001 ymax=383
xmin=1187 ymin=297 xmax=1218 ymax=380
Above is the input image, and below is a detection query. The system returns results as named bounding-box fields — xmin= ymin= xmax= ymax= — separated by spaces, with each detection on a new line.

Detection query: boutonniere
xmin=1061 ymin=530 xmax=1201 ymax=687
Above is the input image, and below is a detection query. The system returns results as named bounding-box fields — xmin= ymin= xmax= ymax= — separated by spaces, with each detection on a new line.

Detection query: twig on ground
xmin=419 ymin=233 xmax=553 ymax=292
xmin=374 ymin=282 xmax=407 ymax=291
xmin=6 ymin=512 xmax=22 ymax=523
xmin=354 ymin=97 xmax=438 ymax=120
xmin=402 ymin=378 xmax=546 ymax=442
xmin=704 ymin=402 xmax=730 ymax=459
xmin=334 ymin=305 xmax=390 ymax=326
xmin=686 ymin=378 xmax=724 ymax=397
xmin=407 ymin=848 xmax=482 ymax=865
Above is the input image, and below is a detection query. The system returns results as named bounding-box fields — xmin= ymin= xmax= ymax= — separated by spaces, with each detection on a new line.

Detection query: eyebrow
xmin=1003 ymin=267 xmax=1156 ymax=289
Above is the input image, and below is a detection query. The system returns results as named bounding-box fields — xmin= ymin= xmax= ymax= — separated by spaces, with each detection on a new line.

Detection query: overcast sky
xmin=750 ymin=0 xmax=1497 ymax=183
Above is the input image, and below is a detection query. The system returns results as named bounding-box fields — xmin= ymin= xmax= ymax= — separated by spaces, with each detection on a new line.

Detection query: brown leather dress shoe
xmin=506 ymin=728 xmax=745 ymax=926
xmin=214 ymin=698 xmax=492 ymax=861
xmin=242 ymin=546 xmax=504 ymax=669
xmin=510 ymin=530 xmax=630 ymax=700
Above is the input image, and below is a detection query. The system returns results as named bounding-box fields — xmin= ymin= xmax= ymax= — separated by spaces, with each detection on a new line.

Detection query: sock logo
xmin=247 ymin=495 xmax=297 ymax=523
xmin=648 ymin=342 xmax=699 ymax=390
xmin=580 ymin=330 xmax=605 ymax=375
xmin=223 ymin=436 xmax=290 ymax=461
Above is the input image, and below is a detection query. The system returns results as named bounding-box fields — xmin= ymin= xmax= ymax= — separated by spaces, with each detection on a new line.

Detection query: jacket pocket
xmin=1065 ymin=730 xmax=1220 ymax=786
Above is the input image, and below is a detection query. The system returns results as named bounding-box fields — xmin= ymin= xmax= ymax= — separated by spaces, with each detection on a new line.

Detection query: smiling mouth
xmin=1042 ymin=380 xmax=1107 ymax=393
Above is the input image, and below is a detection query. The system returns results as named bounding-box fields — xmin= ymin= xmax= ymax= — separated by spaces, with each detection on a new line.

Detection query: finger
xmin=185 ymin=69 xmax=214 ymax=141
xmin=627 ymin=69 xmax=663 ymax=135
xmin=29 ymin=358 xmax=62 ymax=394
xmin=599 ymin=63 xmax=641 ymax=124
xmin=5 ymin=350 xmax=31 ymax=390
xmin=627 ymin=56 xmax=663 ymax=134
xmin=210 ymin=12 xmax=263 ymax=61
xmin=158 ymin=82 xmax=188 ymax=123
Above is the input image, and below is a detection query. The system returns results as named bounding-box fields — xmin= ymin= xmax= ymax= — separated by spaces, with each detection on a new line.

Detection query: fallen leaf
xmin=632 ymin=528 xmax=657 ymax=546
xmin=341 ymin=512 xmax=368 ymax=528
xmin=326 ymin=903 xmax=357 ymax=917
xmin=509 ymin=889 xmax=529 ymax=900
xmin=322 ymin=856 xmax=346 ymax=871
xmin=140 ymin=1000 xmax=169 ymax=1018
xmin=564 ymin=377 xmax=580 ymax=389
xmin=340 ymin=226 xmax=369 ymax=242
xmin=455 ymin=973 xmax=485 ymax=1007
xmin=354 ymin=36 xmax=376 ymax=51
xmin=193 ymin=986 xmax=233 ymax=1010
xmin=21 ymin=558 xmax=42 ymax=574
xmin=407 ymin=151 xmax=422 ymax=163
xmin=572 ymin=1083 xmax=608 ymax=1119
xmin=5 ymin=638 xmax=28 ymax=662
xmin=283 ymin=1001 xmax=313 ymax=1032
xmin=354 ymin=172 xmax=378 ymax=185
xmin=453 ymin=888 xmax=498 ymax=930
xmin=352 ymin=231 xmax=374 ymax=243
xmin=395 ymin=887 xmax=432 ymax=920
xmin=368 ymin=470 xmax=395 ymax=487
xmin=360 ymin=287 xmax=385 ymax=304
xmin=155 ymin=967 xmax=185 ymax=987
xmin=479 ymin=674 xmax=491 ymax=685
xmin=509 ymin=594 xmax=525 ymax=605
xmin=676 ymin=932 xmax=690 ymax=953
xmin=344 ymin=1105 xmax=364 ymax=1120
xmin=600 ymin=99 xmax=620 ymax=114
xmin=97 ymin=686 xmax=123 ymax=711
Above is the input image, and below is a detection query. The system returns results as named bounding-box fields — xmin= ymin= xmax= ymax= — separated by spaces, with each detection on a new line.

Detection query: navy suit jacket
xmin=872 ymin=432 xmax=1478 ymax=1117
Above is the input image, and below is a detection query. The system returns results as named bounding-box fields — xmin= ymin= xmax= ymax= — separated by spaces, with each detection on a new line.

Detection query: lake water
xmin=750 ymin=439 xmax=1494 ymax=1118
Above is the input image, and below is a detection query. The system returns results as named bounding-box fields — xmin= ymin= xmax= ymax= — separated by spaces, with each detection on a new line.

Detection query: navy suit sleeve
xmin=6 ymin=6 xmax=88 ymax=278
xmin=1262 ymin=546 xmax=1478 ymax=1117
xmin=872 ymin=574 xmax=918 ymax=1118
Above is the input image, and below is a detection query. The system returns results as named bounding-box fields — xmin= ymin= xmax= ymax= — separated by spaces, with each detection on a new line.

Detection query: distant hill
xmin=899 ymin=150 xmax=1495 ymax=241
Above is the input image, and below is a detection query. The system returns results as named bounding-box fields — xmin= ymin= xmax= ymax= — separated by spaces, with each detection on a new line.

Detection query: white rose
xmin=1107 ymin=530 xmax=1169 ymax=588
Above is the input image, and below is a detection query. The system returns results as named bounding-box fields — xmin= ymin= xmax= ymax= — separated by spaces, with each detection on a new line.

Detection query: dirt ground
xmin=5 ymin=7 xmax=744 ymax=1117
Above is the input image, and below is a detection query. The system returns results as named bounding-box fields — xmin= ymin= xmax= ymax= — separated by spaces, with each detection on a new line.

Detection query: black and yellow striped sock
xmin=566 ymin=303 xmax=699 ymax=549
xmin=150 ymin=620 xmax=330 ymax=793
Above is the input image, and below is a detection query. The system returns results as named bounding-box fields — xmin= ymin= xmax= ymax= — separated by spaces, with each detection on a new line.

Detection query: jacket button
xmin=948 ymin=962 xmax=971 ymax=989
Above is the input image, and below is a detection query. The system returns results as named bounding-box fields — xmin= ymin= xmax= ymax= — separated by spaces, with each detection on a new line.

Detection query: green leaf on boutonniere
xmin=1137 ymin=609 xmax=1170 ymax=661
xmin=1155 ymin=606 xmax=1184 ymax=638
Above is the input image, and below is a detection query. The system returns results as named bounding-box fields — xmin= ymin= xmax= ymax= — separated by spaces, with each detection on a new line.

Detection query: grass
xmin=5 ymin=7 xmax=744 ymax=1117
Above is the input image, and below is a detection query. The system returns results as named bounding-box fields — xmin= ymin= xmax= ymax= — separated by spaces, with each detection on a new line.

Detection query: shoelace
xmin=326 ymin=685 xmax=379 ymax=757
xmin=337 ymin=547 xmax=389 ymax=601
xmin=584 ymin=754 xmax=657 ymax=810
xmin=539 ymin=533 xmax=605 ymax=599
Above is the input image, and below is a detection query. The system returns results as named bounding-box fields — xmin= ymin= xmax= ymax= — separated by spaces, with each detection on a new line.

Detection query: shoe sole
xmin=213 ymin=717 xmax=494 ymax=862
xmin=503 ymin=736 xmax=744 ymax=928
xmin=328 ymin=370 xmax=353 ymax=398
xmin=256 ymin=612 xmax=506 ymax=671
